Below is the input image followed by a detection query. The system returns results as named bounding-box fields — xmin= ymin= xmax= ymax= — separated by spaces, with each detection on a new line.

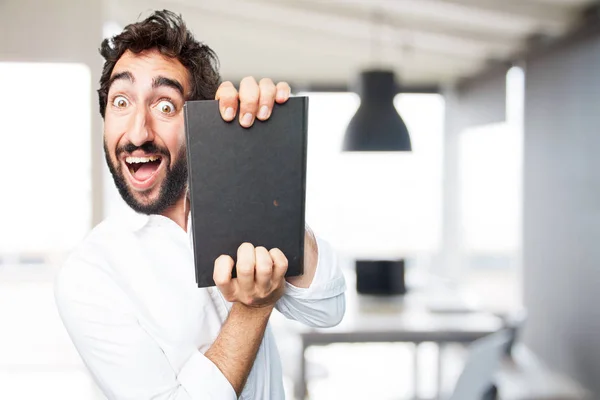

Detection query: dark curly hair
xmin=97 ymin=9 xmax=221 ymax=118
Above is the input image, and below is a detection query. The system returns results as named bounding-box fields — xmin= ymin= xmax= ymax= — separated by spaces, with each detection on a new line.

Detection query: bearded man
xmin=55 ymin=9 xmax=345 ymax=400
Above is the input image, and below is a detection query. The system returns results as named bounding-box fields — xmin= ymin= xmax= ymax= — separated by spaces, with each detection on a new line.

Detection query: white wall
xmin=523 ymin=31 xmax=600 ymax=396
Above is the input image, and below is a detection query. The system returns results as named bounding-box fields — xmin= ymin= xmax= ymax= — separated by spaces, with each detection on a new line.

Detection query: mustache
xmin=116 ymin=142 xmax=170 ymax=158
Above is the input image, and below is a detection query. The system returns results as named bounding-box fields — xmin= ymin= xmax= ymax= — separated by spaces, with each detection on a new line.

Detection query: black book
xmin=184 ymin=97 xmax=308 ymax=288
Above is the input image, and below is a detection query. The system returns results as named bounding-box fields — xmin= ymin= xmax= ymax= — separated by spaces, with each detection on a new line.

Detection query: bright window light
xmin=299 ymin=92 xmax=444 ymax=259
xmin=459 ymin=66 xmax=524 ymax=256
xmin=0 ymin=62 xmax=92 ymax=256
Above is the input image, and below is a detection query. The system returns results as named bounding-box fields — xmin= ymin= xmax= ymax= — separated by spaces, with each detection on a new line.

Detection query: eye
xmin=157 ymin=100 xmax=176 ymax=115
xmin=112 ymin=95 xmax=129 ymax=109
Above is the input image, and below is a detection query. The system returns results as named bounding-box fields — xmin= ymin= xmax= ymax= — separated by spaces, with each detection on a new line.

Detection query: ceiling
xmin=105 ymin=0 xmax=597 ymax=89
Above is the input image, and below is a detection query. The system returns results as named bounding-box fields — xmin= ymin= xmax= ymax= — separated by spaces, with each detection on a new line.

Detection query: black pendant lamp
xmin=343 ymin=69 xmax=412 ymax=151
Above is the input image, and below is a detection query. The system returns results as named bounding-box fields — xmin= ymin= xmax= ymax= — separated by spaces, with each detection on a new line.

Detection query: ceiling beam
xmin=436 ymin=0 xmax=578 ymax=35
xmin=258 ymin=0 xmax=528 ymax=42
xmin=318 ymin=0 xmax=578 ymax=36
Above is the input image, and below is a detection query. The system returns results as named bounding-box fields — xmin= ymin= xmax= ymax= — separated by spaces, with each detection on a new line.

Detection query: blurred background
xmin=1 ymin=0 xmax=599 ymax=399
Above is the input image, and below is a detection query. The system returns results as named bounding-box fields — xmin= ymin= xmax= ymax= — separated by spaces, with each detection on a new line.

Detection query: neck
xmin=160 ymin=195 xmax=190 ymax=231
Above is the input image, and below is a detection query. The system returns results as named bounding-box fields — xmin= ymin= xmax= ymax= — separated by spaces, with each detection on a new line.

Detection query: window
xmin=455 ymin=67 xmax=524 ymax=311
xmin=459 ymin=122 xmax=522 ymax=255
xmin=458 ymin=66 xmax=524 ymax=263
xmin=0 ymin=62 xmax=92 ymax=259
xmin=300 ymin=92 xmax=444 ymax=260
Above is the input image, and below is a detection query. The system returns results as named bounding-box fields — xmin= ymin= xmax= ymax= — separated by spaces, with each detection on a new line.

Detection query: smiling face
xmin=103 ymin=49 xmax=191 ymax=215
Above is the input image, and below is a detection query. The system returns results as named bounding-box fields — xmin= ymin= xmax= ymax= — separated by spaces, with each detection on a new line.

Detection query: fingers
xmin=236 ymin=242 xmax=256 ymax=294
xmin=275 ymin=81 xmax=291 ymax=104
xmin=238 ymin=76 xmax=260 ymax=128
xmin=215 ymin=81 xmax=238 ymax=122
xmin=213 ymin=255 xmax=237 ymax=301
xmin=255 ymin=246 xmax=273 ymax=290
xmin=215 ymin=244 xmax=289 ymax=307
xmin=269 ymin=248 xmax=289 ymax=281
xmin=218 ymin=78 xmax=291 ymax=127
xmin=256 ymin=78 xmax=276 ymax=121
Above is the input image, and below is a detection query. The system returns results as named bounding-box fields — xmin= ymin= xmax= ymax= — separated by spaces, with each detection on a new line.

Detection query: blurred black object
xmin=355 ymin=259 xmax=406 ymax=295
xmin=343 ymin=70 xmax=412 ymax=152
xmin=482 ymin=384 xmax=498 ymax=400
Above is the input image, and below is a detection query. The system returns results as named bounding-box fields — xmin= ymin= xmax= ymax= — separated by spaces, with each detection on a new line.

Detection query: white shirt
xmin=54 ymin=213 xmax=346 ymax=400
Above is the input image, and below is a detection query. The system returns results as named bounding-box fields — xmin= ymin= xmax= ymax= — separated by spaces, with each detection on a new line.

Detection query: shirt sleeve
xmin=275 ymin=236 xmax=346 ymax=328
xmin=54 ymin=254 xmax=236 ymax=400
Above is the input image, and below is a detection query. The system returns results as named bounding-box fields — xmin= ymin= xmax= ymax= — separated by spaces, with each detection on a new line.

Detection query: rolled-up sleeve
xmin=177 ymin=351 xmax=236 ymax=399
xmin=275 ymin=236 xmax=346 ymax=327
xmin=54 ymin=255 xmax=236 ymax=400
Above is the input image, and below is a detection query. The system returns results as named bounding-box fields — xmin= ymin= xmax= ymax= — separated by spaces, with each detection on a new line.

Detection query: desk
xmin=295 ymin=273 xmax=504 ymax=399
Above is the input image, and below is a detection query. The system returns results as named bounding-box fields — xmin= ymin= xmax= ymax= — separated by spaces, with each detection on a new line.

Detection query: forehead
xmin=111 ymin=49 xmax=189 ymax=93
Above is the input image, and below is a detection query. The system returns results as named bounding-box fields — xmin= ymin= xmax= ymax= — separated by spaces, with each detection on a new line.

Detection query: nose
xmin=126 ymin=105 xmax=154 ymax=146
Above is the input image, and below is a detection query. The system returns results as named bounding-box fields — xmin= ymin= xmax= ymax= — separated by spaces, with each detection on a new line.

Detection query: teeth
xmin=125 ymin=156 xmax=160 ymax=164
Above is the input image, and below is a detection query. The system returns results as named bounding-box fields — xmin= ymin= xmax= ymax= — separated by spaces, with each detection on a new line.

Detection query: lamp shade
xmin=343 ymin=70 xmax=412 ymax=151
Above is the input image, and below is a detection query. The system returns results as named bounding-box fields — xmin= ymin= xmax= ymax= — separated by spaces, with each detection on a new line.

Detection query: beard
xmin=104 ymin=140 xmax=188 ymax=215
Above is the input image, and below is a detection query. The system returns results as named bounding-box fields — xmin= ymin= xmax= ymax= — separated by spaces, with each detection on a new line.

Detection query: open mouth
xmin=124 ymin=155 xmax=163 ymax=187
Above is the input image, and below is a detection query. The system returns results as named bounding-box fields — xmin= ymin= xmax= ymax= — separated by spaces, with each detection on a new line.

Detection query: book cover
xmin=184 ymin=97 xmax=308 ymax=288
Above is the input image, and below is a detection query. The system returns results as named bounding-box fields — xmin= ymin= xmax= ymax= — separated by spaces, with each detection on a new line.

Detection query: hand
xmin=214 ymin=243 xmax=288 ymax=308
xmin=215 ymin=77 xmax=291 ymax=128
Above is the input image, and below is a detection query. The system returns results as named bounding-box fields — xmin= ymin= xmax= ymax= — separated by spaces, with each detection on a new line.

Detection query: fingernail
xmin=224 ymin=107 xmax=234 ymax=120
xmin=277 ymin=90 xmax=287 ymax=100
xmin=258 ymin=105 xmax=269 ymax=119
xmin=242 ymin=112 xmax=253 ymax=126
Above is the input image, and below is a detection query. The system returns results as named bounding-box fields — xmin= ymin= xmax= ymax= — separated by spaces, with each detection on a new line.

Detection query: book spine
xmin=183 ymin=102 xmax=201 ymax=287
xmin=299 ymin=96 xmax=309 ymax=276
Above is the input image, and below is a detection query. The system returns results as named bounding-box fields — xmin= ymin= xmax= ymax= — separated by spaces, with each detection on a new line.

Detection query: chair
xmin=500 ymin=308 xmax=528 ymax=357
xmin=448 ymin=329 xmax=511 ymax=400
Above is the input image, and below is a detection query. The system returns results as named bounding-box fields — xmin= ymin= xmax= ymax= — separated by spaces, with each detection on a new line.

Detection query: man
xmin=55 ymin=9 xmax=346 ymax=400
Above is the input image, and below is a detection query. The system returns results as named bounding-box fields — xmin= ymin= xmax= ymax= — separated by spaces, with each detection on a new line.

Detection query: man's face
xmin=103 ymin=49 xmax=190 ymax=215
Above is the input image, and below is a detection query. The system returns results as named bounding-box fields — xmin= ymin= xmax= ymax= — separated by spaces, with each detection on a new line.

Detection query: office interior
xmin=1 ymin=0 xmax=599 ymax=399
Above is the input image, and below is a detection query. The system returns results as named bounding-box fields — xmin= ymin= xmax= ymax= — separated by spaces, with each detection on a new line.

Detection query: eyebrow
xmin=107 ymin=71 xmax=134 ymax=91
xmin=153 ymin=76 xmax=185 ymax=98
xmin=107 ymin=72 xmax=185 ymax=98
